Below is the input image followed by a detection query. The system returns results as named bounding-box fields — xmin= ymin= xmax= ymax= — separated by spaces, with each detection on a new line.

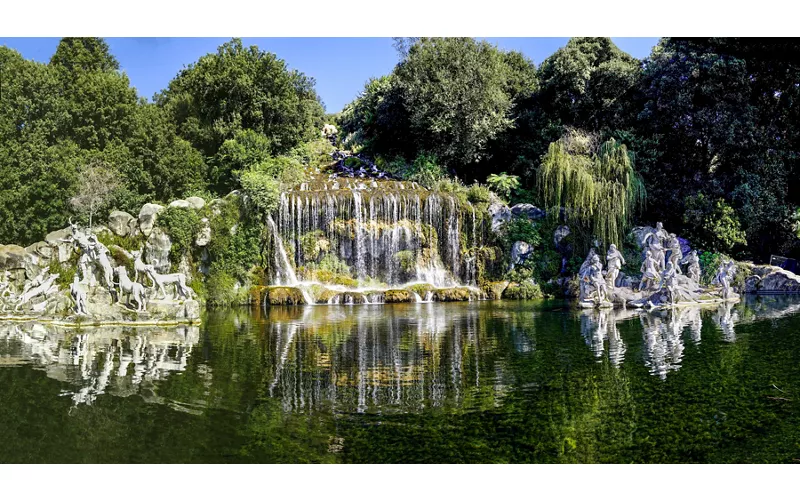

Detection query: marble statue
xmin=681 ymin=250 xmax=701 ymax=283
xmin=15 ymin=272 xmax=59 ymax=311
xmin=60 ymin=220 xmax=114 ymax=291
xmin=87 ymin=234 xmax=115 ymax=290
xmin=666 ymin=233 xmax=683 ymax=274
xmin=132 ymin=250 xmax=156 ymax=287
xmin=115 ymin=266 xmax=147 ymax=312
xmin=660 ymin=261 xmax=679 ymax=306
xmin=713 ymin=261 xmax=737 ymax=299
xmin=642 ymin=222 xmax=669 ymax=272
xmin=69 ymin=274 xmax=88 ymax=315
xmin=605 ymin=244 xmax=625 ymax=288
xmin=639 ymin=250 xmax=660 ymax=291
xmin=149 ymin=270 xmax=192 ymax=300
xmin=579 ymin=252 xmax=609 ymax=305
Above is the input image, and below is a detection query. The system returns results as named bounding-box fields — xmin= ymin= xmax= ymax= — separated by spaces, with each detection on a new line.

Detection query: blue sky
xmin=0 ymin=37 xmax=659 ymax=113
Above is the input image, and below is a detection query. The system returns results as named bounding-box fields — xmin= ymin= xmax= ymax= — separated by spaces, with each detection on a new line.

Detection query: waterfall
xmin=269 ymin=174 xmax=488 ymax=298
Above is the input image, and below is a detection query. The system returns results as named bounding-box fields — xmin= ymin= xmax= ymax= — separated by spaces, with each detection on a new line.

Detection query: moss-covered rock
xmin=433 ymin=287 xmax=472 ymax=302
xmin=482 ymin=280 xmax=509 ymax=299
xmin=249 ymin=285 xmax=268 ymax=305
xmin=267 ymin=286 xmax=306 ymax=305
xmin=405 ymin=283 xmax=435 ymax=298
xmin=385 ymin=289 xmax=413 ymax=303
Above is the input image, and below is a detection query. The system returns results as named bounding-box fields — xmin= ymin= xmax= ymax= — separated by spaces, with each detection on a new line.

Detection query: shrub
xmin=408 ymin=153 xmax=446 ymax=188
xmin=156 ymin=206 xmax=201 ymax=265
xmin=466 ymin=183 xmax=492 ymax=204
xmin=486 ymin=172 xmax=520 ymax=201
xmin=503 ymin=280 xmax=543 ymax=300
xmin=683 ymin=193 xmax=747 ymax=253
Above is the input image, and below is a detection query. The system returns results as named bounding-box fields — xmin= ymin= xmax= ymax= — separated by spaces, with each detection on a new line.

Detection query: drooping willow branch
xmin=536 ymin=131 xmax=646 ymax=250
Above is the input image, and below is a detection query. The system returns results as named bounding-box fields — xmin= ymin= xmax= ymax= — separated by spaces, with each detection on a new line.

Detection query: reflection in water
xmin=0 ymin=323 xmax=198 ymax=406
xmin=0 ymin=295 xmax=798 ymax=416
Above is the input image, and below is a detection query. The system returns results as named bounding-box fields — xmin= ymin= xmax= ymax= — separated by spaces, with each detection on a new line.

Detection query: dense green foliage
xmin=342 ymin=37 xmax=800 ymax=261
xmin=0 ymin=37 xmax=325 ymax=247
xmin=2 ymin=37 xmax=799 ymax=263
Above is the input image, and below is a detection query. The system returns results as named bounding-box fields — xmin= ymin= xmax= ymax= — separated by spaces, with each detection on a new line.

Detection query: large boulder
xmin=746 ymin=267 xmax=800 ymax=294
xmin=511 ymin=204 xmax=546 ymax=220
xmin=108 ymin=210 xmax=136 ymax=237
xmin=553 ymin=225 xmax=571 ymax=249
xmin=0 ymin=244 xmax=26 ymax=270
xmin=45 ymin=227 xmax=75 ymax=263
xmin=138 ymin=203 xmax=165 ymax=237
xmin=510 ymin=241 xmax=533 ymax=270
xmin=488 ymin=203 xmax=512 ymax=233
xmin=195 ymin=218 xmax=211 ymax=247
xmin=169 ymin=199 xmax=192 ymax=209
xmin=145 ymin=228 xmax=172 ymax=273
xmin=186 ymin=196 xmax=206 ymax=210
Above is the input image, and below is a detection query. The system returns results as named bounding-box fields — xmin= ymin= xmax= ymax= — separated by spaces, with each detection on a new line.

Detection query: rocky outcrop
xmin=488 ymin=203 xmax=512 ymax=233
xmin=0 ymin=245 xmax=26 ymax=270
xmin=108 ymin=210 xmax=137 ymax=237
xmin=186 ymin=196 xmax=206 ymax=210
xmin=195 ymin=218 xmax=211 ymax=247
xmin=145 ymin=228 xmax=172 ymax=273
xmin=745 ymin=266 xmax=800 ymax=294
xmin=509 ymin=241 xmax=533 ymax=270
xmin=510 ymin=204 xmax=546 ymax=220
xmin=169 ymin=199 xmax=192 ymax=209
xmin=138 ymin=203 xmax=165 ymax=237
xmin=482 ymin=280 xmax=510 ymax=299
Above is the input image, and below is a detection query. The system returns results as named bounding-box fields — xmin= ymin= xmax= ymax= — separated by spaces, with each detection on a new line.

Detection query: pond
xmin=1 ymin=296 xmax=800 ymax=463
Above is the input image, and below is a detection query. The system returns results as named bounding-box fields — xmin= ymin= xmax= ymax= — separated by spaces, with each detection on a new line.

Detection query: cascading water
xmin=267 ymin=173 xmax=489 ymax=304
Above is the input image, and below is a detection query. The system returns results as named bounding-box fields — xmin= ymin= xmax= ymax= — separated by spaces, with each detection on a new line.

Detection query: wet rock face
xmin=138 ymin=203 xmax=165 ymax=237
xmin=510 ymin=204 xmax=546 ymax=220
xmin=108 ymin=211 xmax=136 ymax=237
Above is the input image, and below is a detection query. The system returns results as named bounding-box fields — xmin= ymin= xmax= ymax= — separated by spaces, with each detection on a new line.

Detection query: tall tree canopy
xmin=157 ymin=38 xmax=325 ymax=161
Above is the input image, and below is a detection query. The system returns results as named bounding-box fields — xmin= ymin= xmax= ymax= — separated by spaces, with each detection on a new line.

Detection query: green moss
xmin=394 ymin=250 xmax=416 ymax=273
xmin=249 ymin=285 xmax=269 ymax=305
xmin=433 ymin=287 xmax=471 ymax=302
xmin=405 ymin=283 xmax=435 ymax=297
xmin=481 ymin=281 xmax=509 ymax=300
xmin=267 ymin=287 xmax=306 ymax=305
xmin=385 ymin=289 xmax=413 ymax=303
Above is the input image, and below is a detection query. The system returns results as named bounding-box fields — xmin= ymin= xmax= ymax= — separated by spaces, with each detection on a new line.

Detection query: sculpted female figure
xmin=642 ymin=232 xmax=666 ymax=272
xmin=639 ymin=250 xmax=659 ymax=291
xmin=605 ymin=244 xmax=626 ymax=288
xmin=681 ymin=250 xmax=701 ymax=283
xmin=666 ymin=234 xmax=683 ymax=274
xmin=589 ymin=254 xmax=608 ymax=303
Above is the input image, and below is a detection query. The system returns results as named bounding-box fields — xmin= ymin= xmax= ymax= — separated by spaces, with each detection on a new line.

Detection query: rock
xmin=195 ymin=218 xmax=211 ymax=247
xmin=0 ymin=244 xmax=26 ymax=270
xmin=24 ymin=241 xmax=53 ymax=269
xmin=747 ymin=268 xmax=800 ymax=294
xmin=145 ymin=228 xmax=172 ymax=273
xmin=186 ymin=196 xmax=206 ymax=210
xmin=45 ymin=227 xmax=75 ymax=263
xmin=511 ymin=204 xmax=546 ymax=220
xmin=482 ymin=281 xmax=510 ymax=300
xmin=488 ymin=203 xmax=512 ymax=233
xmin=184 ymin=299 xmax=201 ymax=320
xmin=169 ymin=199 xmax=192 ymax=209
xmin=510 ymin=241 xmax=533 ymax=270
xmin=108 ymin=211 xmax=135 ymax=237
xmin=138 ymin=203 xmax=165 ymax=237
xmin=384 ymin=289 xmax=413 ymax=303
xmin=553 ymin=225 xmax=571 ymax=249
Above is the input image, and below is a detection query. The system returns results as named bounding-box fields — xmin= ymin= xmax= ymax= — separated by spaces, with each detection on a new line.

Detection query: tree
xmin=536 ymin=129 xmax=645 ymax=249
xmin=70 ymin=160 xmax=121 ymax=229
xmin=157 ymin=38 xmax=325 ymax=161
xmin=538 ymin=37 xmax=642 ymax=131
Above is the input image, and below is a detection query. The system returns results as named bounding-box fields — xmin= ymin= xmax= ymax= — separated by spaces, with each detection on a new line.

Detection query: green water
xmin=1 ymin=296 xmax=800 ymax=463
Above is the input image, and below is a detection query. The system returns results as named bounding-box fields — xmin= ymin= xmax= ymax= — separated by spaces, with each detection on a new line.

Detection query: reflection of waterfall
xmin=273 ymin=177 xmax=486 ymax=288
xmin=260 ymin=303 xmax=505 ymax=414
xmin=0 ymin=324 xmax=199 ymax=406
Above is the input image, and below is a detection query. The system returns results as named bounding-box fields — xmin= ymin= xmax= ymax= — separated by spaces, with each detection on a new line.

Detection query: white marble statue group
xmin=61 ymin=221 xmax=192 ymax=315
xmin=579 ymin=222 xmax=737 ymax=308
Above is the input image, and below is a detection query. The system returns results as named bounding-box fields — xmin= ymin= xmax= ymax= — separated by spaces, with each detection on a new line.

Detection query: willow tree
xmin=536 ymin=130 xmax=645 ymax=249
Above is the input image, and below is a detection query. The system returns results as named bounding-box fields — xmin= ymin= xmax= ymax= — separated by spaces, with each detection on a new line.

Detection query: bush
xmin=156 ymin=206 xmax=201 ymax=265
xmin=486 ymin=172 xmax=520 ymax=201
xmin=503 ymin=280 xmax=544 ymax=300
xmin=408 ymin=153 xmax=446 ymax=188
xmin=466 ymin=183 xmax=492 ymax=204
xmin=683 ymin=193 xmax=747 ymax=253
xmin=502 ymin=218 xmax=542 ymax=249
